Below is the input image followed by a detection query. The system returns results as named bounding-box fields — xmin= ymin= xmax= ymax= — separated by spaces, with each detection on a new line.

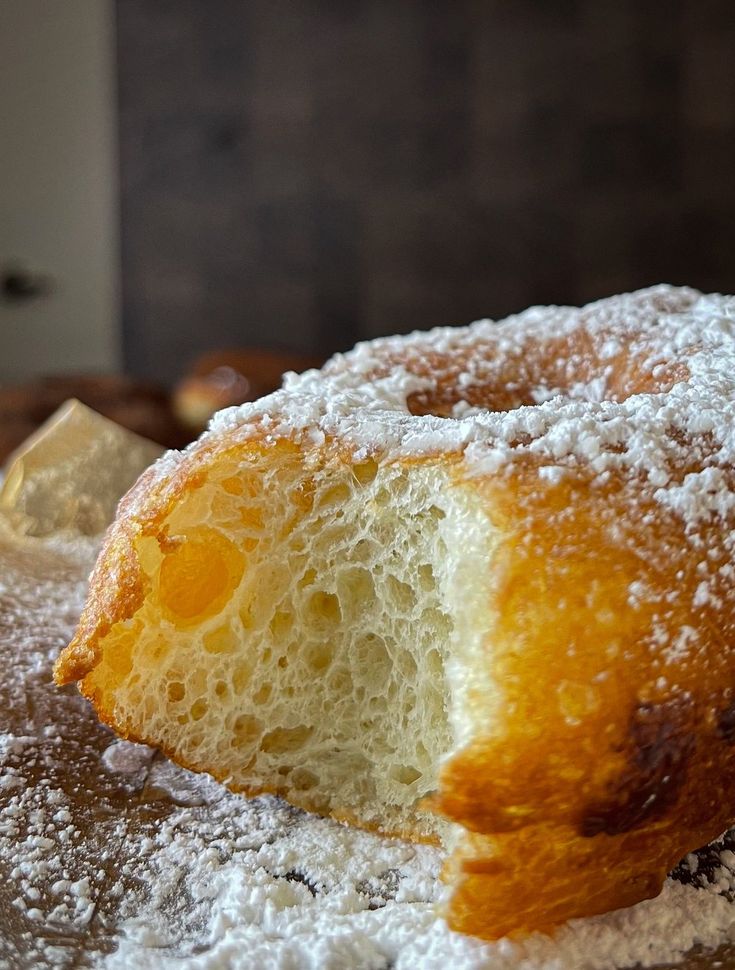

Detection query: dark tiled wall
xmin=117 ymin=0 xmax=735 ymax=383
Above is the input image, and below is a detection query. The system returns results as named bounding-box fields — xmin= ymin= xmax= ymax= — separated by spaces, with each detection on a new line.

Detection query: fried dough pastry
xmin=56 ymin=286 xmax=735 ymax=940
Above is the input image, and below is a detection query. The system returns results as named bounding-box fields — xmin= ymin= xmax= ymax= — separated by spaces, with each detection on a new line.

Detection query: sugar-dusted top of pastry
xmin=207 ymin=285 xmax=735 ymax=533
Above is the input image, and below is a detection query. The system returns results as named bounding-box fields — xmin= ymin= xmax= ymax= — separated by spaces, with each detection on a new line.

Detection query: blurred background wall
xmin=116 ymin=1 xmax=735 ymax=382
xmin=1 ymin=0 xmax=733 ymax=452
xmin=0 ymin=0 xmax=119 ymax=382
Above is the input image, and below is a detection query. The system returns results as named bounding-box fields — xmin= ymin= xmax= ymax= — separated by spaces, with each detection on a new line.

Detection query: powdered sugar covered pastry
xmin=56 ymin=285 xmax=735 ymax=941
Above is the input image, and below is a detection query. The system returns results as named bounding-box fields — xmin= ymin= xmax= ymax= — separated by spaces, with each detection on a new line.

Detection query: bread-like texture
xmin=58 ymin=438 xmax=481 ymax=841
xmin=56 ymin=286 xmax=735 ymax=940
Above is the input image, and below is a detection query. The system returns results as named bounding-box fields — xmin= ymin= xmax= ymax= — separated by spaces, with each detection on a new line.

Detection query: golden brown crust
xmin=55 ymin=431 xmax=262 ymax=685
xmin=59 ymin=433 xmax=735 ymax=939
xmin=433 ymin=457 xmax=735 ymax=937
xmin=55 ymin=287 xmax=735 ymax=941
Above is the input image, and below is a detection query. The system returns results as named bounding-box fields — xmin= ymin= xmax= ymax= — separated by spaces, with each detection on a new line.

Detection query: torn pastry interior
xmin=55 ymin=286 xmax=735 ymax=940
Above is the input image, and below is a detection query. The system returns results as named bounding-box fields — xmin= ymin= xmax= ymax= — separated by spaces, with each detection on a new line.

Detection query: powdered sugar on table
xmin=2 ymin=446 xmax=735 ymax=966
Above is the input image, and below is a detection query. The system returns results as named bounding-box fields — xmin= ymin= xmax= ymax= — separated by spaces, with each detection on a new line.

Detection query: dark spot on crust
xmin=717 ymin=701 xmax=735 ymax=743
xmin=579 ymin=700 xmax=693 ymax=837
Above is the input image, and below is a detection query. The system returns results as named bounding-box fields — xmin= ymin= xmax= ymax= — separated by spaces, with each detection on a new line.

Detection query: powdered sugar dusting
xmin=6 ymin=288 xmax=735 ymax=966
xmin=200 ymin=286 xmax=735 ymax=530
xmin=2 ymin=525 xmax=735 ymax=967
xmin=197 ymin=285 xmax=735 ymax=673
xmin=204 ymin=287 xmax=735 ymax=539
xmin=103 ymin=808 xmax=735 ymax=970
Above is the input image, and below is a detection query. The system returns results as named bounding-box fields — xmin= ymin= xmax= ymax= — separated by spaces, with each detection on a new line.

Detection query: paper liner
xmin=0 ymin=399 xmax=163 ymax=536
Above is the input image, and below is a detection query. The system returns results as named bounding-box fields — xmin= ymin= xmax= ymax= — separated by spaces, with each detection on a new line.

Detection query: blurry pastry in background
xmin=173 ymin=348 xmax=322 ymax=433
xmin=0 ymin=374 xmax=188 ymax=463
xmin=173 ymin=365 xmax=250 ymax=434
xmin=0 ymin=350 xmax=322 ymax=465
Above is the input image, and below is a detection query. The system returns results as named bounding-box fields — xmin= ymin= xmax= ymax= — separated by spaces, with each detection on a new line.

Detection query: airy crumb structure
xmin=56 ymin=286 xmax=735 ymax=940
xmin=81 ymin=451 xmax=496 ymax=841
